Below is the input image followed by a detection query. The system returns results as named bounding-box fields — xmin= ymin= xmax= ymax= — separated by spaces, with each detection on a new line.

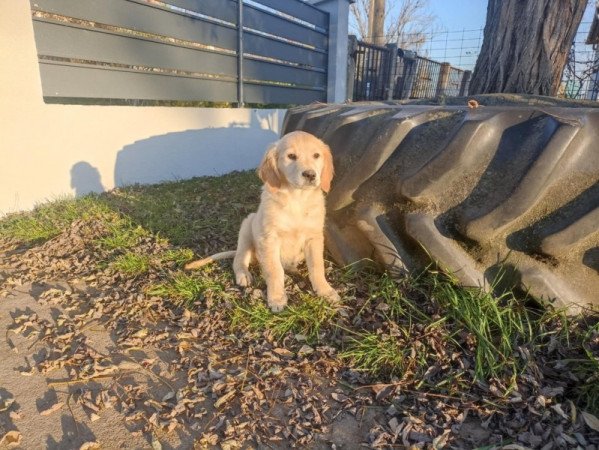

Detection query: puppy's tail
xmin=184 ymin=250 xmax=236 ymax=270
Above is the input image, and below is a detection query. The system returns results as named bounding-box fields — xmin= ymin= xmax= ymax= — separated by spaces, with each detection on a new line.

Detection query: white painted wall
xmin=0 ymin=1 xmax=285 ymax=214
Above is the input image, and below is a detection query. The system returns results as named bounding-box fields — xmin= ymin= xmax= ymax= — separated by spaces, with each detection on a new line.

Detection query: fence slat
xmin=244 ymin=6 xmax=328 ymax=50
xmin=31 ymin=0 xmax=238 ymax=51
xmin=244 ymin=84 xmax=324 ymax=104
xmin=244 ymin=33 xmax=327 ymax=69
xmin=244 ymin=59 xmax=326 ymax=88
xmin=250 ymin=0 xmax=328 ymax=30
xmin=161 ymin=0 xmax=237 ymax=23
xmin=32 ymin=20 xmax=326 ymax=89
xmin=39 ymin=61 xmax=238 ymax=101
xmin=33 ymin=20 xmax=237 ymax=75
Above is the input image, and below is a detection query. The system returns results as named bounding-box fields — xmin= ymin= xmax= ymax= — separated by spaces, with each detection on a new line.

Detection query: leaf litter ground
xmin=0 ymin=171 xmax=598 ymax=449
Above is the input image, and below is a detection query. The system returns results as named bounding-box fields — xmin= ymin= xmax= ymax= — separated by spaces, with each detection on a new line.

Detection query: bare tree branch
xmin=349 ymin=0 xmax=436 ymax=51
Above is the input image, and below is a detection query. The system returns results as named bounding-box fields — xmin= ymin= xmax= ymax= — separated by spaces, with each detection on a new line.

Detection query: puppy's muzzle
xmin=302 ymin=170 xmax=317 ymax=184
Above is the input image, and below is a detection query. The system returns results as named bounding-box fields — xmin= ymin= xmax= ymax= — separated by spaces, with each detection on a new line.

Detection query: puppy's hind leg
xmin=233 ymin=214 xmax=255 ymax=287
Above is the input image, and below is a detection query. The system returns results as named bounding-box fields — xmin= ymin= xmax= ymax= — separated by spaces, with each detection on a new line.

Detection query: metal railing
xmin=350 ymin=38 xmax=471 ymax=101
xmin=352 ymin=41 xmax=393 ymax=101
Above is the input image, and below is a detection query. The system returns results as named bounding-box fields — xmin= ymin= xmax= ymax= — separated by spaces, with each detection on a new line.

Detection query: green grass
xmin=101 ymin=171 xmax=261 ymax=247
xmin=159 ymin=248 xmax=195 ymax=266
xmin=429 ymin=272 xmax=533 ymax=380
xmin=342 ymin=332 xmax=407 ymax=378
xmin=570 ymin=321 xmax=599 ymax=413
xmin=0 ymin=196 xmax=114 ymax=244
xmin=230 ymin=294 xmax=339 ymax=343
xmin=147 ymin=270 xmax=226 ymax=307
xmin=337 ymin=269 xmax=537 ymax=384
xmin=112 ymin=252 xmax=151 ymax=276
xmin=111 ymin=249 xmax=195 ymax=276
xmin=97 ymin=219 xmax=151 ymax=250
xmin=363 ymin=271 xmax=431 ymax=323
xmin=1 ymin=172 xmax=597 ymax=412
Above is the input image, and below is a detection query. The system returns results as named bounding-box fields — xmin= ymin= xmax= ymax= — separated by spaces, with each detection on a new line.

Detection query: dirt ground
xmin=0 ymin=280 xmax=379 ymax=450
xmin=1 ymin=178 xmax=598 ymax=449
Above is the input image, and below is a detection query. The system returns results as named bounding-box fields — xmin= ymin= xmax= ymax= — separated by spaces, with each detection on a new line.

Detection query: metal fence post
xmin=385 ymin=43 xmax=398 ymax=101
xmin=347 ymin=35 xmax=358 ymax=101
xmin=237 ymin=0 xmax=244 ymax=107
xmin=400 ymin=50 xmax=417 ymax=99
xmin=459 ymin=70 xmax=472 ymax=96
xmin=436 ymin=62 xmax=451 ymax=97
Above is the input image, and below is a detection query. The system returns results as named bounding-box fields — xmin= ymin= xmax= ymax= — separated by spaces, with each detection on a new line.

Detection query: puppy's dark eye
xmin=287 ymin=153 xmax=297 ymax=160
xmin=313 ymin=153 xmax=320 ymax=159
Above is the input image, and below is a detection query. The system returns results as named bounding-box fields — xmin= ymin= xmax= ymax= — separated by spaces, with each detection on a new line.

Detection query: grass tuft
xmin=159 ymin=248 xmax=195 ymax=266
xmin=230 ymin=294 xmax=339 ymax=343
xmin=573 ymin=321 xmax=599 ymax=413
xmin=430 ymin=272 xmax=532 ymax=380
xmin=101 ymin=171 xmax=262 ymax=247
xmin=147 ymin=270 xmax=225 ymax=307
xmin=366 ymin=272 xmax=431 ymax=323
xmin=0 ymin=196 xmax=114 ymax=244
xmin=341 ymin=331 xmax=409 ymax=378
xmin=112 ymin=252 xmax=151 ymax=276
xmin=97 ymin=220 xmax=151 ymax=250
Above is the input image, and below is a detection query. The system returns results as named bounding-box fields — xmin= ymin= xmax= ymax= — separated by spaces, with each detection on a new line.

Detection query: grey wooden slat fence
xmin=29 ymin=0 xmax=329 ymax=105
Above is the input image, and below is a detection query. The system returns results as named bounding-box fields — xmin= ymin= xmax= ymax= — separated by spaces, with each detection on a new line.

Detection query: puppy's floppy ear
xmin=320 ymin=142 xmax=335 ymax=193
xmin=258 ymin=142 xmax=281 ymax=193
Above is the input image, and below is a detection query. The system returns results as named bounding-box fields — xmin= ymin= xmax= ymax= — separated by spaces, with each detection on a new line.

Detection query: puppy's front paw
xmin=317 ymin=286 xmax=341 ymax=304
xmin=268 ymin=293 xmax=288 ymax=313
xmin=235 ymin=270 xmax=253 ymax=287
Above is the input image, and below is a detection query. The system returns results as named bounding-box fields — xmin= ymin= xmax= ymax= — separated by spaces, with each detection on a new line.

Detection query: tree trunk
xmin=469 ymin=0 xmax=587 ymax=96
xmin=368 ymin=0 xmax=386 ymax=46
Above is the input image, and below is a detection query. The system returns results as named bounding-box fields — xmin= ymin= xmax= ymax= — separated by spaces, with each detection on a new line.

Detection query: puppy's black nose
xmin=302 ymin=170 xmax=316 ymax=182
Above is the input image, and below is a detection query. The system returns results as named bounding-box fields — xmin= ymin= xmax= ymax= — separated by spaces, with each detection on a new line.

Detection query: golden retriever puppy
xmin=185 ymin=131 xmax=340 ymax=312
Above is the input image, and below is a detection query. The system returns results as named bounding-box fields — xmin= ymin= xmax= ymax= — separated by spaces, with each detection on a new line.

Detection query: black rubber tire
xmin=282 ymin=97 xmax=599 ymax=312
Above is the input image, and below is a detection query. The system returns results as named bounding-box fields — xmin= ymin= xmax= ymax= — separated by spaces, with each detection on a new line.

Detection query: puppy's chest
xmin=275 ymin=204 xmax=323 ymax=268
xmin=275 ymin=202 xmax=324 ymax=235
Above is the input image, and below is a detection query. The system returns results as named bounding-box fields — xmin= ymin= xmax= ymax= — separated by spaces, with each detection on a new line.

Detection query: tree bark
xmin=469 ymin=0 xmax=587 ymax=96
xmin=369 ymin=0 xmax=386 ymax=46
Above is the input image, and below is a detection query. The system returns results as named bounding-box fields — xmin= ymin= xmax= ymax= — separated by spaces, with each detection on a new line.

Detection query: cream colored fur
xmin=185 ymin=131 xmax=339 ymax=312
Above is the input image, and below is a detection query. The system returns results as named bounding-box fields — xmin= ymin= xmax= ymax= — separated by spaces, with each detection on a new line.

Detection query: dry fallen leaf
xmin=331 ymin=393 xmax=349 ymax=403
xmin=80 ymin=442 xmax=101 ymax=450
xmin=214 ymin=391 xmax=236 ymax=408
xmin=151 ymin=436 xmax=162 ymax=450
xmin=0 ymin=430 xmax=22 ymax=447
xmin=371 ymin=384 xmax=395 ymax=401
xmin=9 ymin=411 xmax=23 ymax=420
xmin=582 ymin=411 xmax=599 ymax=432
xmin=40 ymin=401 xmax=64 ymax=416
xmin=0 ymin=398 xmax=15 ymax=412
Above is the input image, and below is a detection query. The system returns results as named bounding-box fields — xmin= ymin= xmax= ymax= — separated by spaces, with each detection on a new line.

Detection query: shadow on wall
xmin=113 ymin=110 xmax=279 ymax=187
xmin=70 ymin=161 xmax=105 ymax=197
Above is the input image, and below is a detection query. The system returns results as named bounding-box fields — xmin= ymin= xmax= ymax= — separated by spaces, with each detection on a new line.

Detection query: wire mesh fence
xmin=416 ymin=22 xmax=598 ymax=101
xmin=562 ymin=29 xmax=599 ymax=100
xmin=351 ymin=40 xmax=470 ymax=101
xmin=350 ymin=20 xmax=599 ymax=102
xmin=410 ymin=56 xmax=442 ymax=98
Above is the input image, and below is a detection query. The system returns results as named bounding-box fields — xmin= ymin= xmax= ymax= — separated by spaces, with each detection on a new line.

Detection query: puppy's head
xmin=258 ymin=131 xmax=334 ymax=193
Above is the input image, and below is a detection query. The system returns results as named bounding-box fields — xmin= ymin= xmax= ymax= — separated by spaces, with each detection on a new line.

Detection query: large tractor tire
xmin=282 ymin=96 xmax=599 ymax=313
